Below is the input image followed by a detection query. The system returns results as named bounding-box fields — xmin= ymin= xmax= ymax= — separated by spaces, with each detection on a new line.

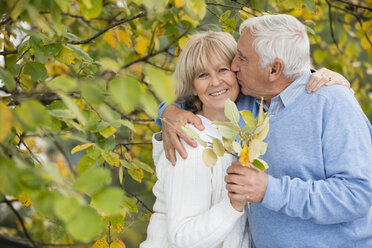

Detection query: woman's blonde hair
xmin=174 ymin=31 xmax=237 ymax=112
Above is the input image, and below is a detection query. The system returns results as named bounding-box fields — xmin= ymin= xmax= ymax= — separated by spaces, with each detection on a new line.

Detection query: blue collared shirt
xmin=257 ymin=73 xmax=311 ymax=116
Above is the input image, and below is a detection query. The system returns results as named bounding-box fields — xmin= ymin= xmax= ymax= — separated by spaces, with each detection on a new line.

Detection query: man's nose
xmin=231 ymin=55 xmax=240 ymax=72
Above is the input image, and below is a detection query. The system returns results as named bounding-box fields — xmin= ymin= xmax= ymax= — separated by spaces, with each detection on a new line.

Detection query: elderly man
xmin=223 ymin=14 xmax=372 ymax=247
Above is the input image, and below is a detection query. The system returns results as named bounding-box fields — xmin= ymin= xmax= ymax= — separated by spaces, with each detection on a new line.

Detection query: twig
xmin=0 ymin=50 xmax=17 ymax=56
xmin=68 ymin=12 xmax=146 ymax=45
xmin=121 ymin=28 xmax=190 ymax=69
xmin=325 ymin=1 xmax=343 ymax=54
xmin=45 ymin=133 xmax=77 ymax=177
xmin=334 ymin=0 xmax=372 ymax=11
xmin=206 ymin=2 xmax=243 ymax=9
xmin=206 ymin=7 xmax=236 ymax=31
xmin=145 ymin=61 xmax=174 ymax=72
xmin=16 ymin=133 xmax=43 ymax=165
xmin=126 ymin=190 xmax=153 ymax=213
xmin=4 ymin=199 xmax=37 ymax=248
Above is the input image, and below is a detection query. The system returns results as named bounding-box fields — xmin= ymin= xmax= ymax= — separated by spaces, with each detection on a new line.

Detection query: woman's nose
xmin=210 ymin=74 xmax=221 ymax=86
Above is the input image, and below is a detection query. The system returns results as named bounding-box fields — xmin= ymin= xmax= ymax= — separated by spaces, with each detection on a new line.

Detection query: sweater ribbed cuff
xmin=261 ymin=175 xmax=282 ymax=211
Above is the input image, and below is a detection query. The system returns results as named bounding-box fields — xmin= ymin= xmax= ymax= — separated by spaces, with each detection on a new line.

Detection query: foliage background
xmin=0 ymin=0 xmax=371 ymax=247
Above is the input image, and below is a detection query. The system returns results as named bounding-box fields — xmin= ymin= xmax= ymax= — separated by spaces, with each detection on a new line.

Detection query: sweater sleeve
xmin=164 ymin=142 xmax=244 ymax=248
xmin=261 ymin=87 xmax=372 ymax=225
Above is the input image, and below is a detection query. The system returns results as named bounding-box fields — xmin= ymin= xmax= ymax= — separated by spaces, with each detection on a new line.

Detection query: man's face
xmin=231 ymin=30 xmax=271 ymax=98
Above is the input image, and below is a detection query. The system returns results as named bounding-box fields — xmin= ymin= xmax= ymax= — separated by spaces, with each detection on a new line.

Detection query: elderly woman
xmin=141 ymin=31 xmax=250 ymax=248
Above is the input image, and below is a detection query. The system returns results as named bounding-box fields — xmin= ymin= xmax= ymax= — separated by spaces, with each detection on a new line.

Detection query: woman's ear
xmin=268 ymin=59 xmax=284 ymax=81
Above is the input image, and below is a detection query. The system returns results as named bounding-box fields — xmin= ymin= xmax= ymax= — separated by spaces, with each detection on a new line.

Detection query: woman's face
xmin=193 ymin=55 xmax=240 ymax=119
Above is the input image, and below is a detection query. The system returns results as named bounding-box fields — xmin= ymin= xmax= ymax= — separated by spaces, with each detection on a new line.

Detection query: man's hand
xmin=306 ymin=67 xmax=350 ymax=93
xmin=162 ymin=105 xmax=204 ymax=165
xmin=225 ymin=161 xmax=268 ymax=203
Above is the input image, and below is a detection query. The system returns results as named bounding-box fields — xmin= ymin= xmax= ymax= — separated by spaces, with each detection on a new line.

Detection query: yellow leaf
xmin=202 ymin=149 xmax=217 ymax=168
xmin=254 ymin=119 xmax=270 ymax=141
xmin=18 ymin=192 xmax=31 ymax=207
xmin=0 ymin=102 xmax=13 ymax=142
xmin=71 ymin=143 xmax=94 ymax=154
xmin=99 ymin=126 xmax=117 ymax=138
xmin=175 ymin=0 xmax=185 ymax=8
xmin=102 ymin=151 xmax=120 ymax=167
xmin=257 ymin=97 xmax=264 ymax=125
xmin=239 ymin=146 xmax=249 ymax=166
xmin=128 ymin=168 xmax=144 ymax=183
xmin=118 ymin=29 xmax=132 ymax=48
xmin=110 ymin=238 xmax=126 ymax=248
xmin=248 ymin=139 xmax=268 ymax=162
xmin=134 ymin=37 xmax=147 ymax=56
xmin=124 ymin=152 xmax=132 ymax=162
xmin=212 ymin=138 xmax=225 ymax=157
xmin=178 ymin=35 xmax=189 ymax=50
xmin=92 ymin=237 xmax=109 ymax=248
xmin=56 ymin=45 xmax=76 ymax=65
xmin=103 ymin=30 xmax=119 ymax=48
xmin=56 ymin=155 xmax=70 ymax=177
xmin=180 ymin=14 xmax=199 ymax=28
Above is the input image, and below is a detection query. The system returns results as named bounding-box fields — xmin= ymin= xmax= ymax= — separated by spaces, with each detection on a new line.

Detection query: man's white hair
xmin=239 ymin=14 xmax=310 ymax=80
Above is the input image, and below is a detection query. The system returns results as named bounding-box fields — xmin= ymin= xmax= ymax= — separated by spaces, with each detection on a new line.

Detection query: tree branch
xmin=4 ymin=199 xmax=37 ymax=248
xmin=206 ymin=7 xmax=236 ymax=31
xmin=121 ymin=28 xmax=190 ymax=70
xmin=333 ymin=0 xmax=372 ymax=11
xmin=126 ymin=190 xmax=153 ymax=213
xmin=326 ymin=1 xmax=343 ymax=54
xmin=68 ymin=12 xmax=146 ymax=45
xmin=0 ymin=50 xmax=17 ymax=56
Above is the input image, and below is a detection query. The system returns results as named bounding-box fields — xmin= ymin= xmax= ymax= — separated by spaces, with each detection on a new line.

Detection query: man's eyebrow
xmin=237 ymin=49 xmax=248 ymax=61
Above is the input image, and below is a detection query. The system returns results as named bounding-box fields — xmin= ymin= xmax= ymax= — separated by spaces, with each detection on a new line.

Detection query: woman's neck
xmin=196 ymin=109 xmax=229 ymax=122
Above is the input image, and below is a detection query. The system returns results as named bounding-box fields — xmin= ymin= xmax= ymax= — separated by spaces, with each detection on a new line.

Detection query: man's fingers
xmin=226 ymin=183 xmax=246 ymax=194
xmin=228 ymin=192 xmax=246 ymax=202
xmin=187 ymin=114 xmax=204 ymax=131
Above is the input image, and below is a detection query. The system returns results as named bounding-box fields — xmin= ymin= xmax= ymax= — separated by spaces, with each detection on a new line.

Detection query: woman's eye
xmin=219 ymin=67 xmax=229 ymax=72
xmin=198 ymin=73 xmax=208 ymax=78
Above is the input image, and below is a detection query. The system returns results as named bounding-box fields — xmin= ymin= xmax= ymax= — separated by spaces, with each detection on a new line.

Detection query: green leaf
xmin=65 ymin=44 xmax=93 ymax=62
xmin=14 ymin=99 xmax=51 ymax=131
xmin=101 ymin=151 xmax=120 ymax=167
xmin=114 ymin=119 xmax=135 ymax=132
xmin=212 ymin=138 xmax=225 ymax=157
xmin=224 ymin=99 xmax=240 ymax=124
xmin=74 ymin=168 xmax=111 ymax=196
xmin=78 ymin=154 xmax=96 ymax=174
xmin=44 ymin=43 xmax=63 ymax=58
xmin=91 ymin=187 xmax=123 ymax=215
xmin=79 ymin=0 xmax=102 ymax=19
xmin=0 ymin=68 xmax=16 ymax=91
xmin=285 ymin=0 xmax=302 ymax=9
xmin=66 ymin=206 xmax=104 ymax=242
xmin=46 ymin=76 xmax=78 ymax=92
xmin=132 ymin=160 xmax=154 ymax=174
xmin=54 ymin=196 xmax=81 ymax=222
xmin=145 ymin=65 xmax=176 ymax=104
xmin=96 ymin=133 xmax=115 ymax=151
xmin=58 ymin=92 xmax=86 ymax=125
xmin=240 ymin=110 xmax=256 ymax=128
xmin=212 ymin=121 xmax=241 ymax=132
xmin=99 ymin=126 xmax=116 ymax=138
xmin=303 ymin=0 xmax=316 ymax=13
xmin=202 ymin=149 xmax=217 ymax=168
xmin=29 ymin=191 xmax=56 ymax=218
xmin=82 ymin=83 xmax=105 ymax=105
xmin=123 ymin=195 xmax=138 ymax=213
xmin=120 ymin=160 xmax=137 ymax=170
xmin=24 ymin=62 xmax=48 ymax=82
xmin=109 ymin=76 xmax=141 ymax=113
xmin=251 ymin=158 xmax=269 ymax=171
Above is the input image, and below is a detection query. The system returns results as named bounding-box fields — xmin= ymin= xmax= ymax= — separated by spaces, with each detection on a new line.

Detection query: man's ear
xmin=268 ymin=59 xmax=284 ymax=81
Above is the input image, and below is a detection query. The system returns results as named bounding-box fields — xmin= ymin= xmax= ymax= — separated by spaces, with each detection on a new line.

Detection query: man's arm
xmin=157 ymin=103 xmax=204 ymax=165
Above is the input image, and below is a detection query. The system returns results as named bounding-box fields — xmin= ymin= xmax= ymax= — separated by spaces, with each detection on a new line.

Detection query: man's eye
xmin=198 ymin=73 xmax=208 ymax=78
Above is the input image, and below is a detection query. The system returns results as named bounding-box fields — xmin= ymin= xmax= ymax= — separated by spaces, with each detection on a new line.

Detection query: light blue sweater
xmin=247 ymin=80 xmax=372 ymax=247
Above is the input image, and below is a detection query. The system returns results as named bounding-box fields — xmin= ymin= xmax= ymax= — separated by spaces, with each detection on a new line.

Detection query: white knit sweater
xmin=140 ymin=115 xmax=250 ymax=248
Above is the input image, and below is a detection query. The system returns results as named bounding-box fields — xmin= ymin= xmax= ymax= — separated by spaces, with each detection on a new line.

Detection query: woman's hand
xmin=306 ymin=68 xmax=350 ymax=93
